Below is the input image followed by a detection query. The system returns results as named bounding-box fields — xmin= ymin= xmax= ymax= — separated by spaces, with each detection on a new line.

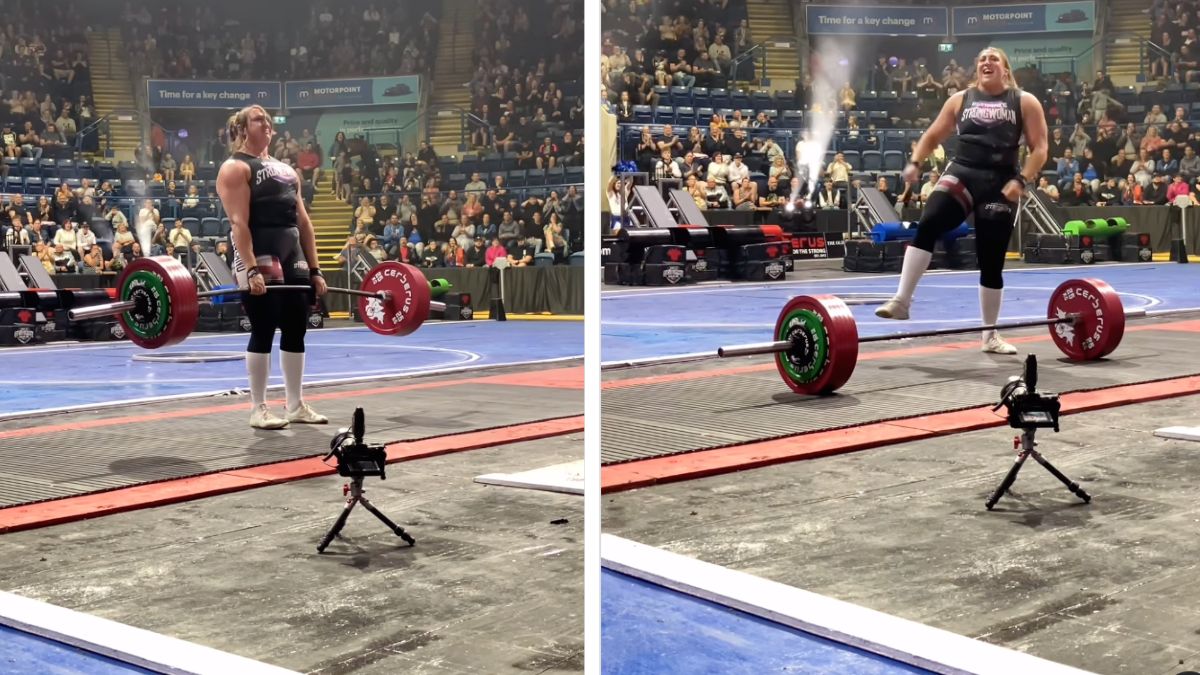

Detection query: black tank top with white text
xmin=954 ymin=87 xmax=1023 ymax=172
xmin=230 ymin=152 xmax=299 ymax=229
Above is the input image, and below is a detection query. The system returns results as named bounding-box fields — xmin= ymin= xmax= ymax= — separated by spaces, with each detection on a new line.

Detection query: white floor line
xmin=0 ymin=590 xmax=298 ymax=675
xmin=602 ymin=534 xmax=1095 ymax=675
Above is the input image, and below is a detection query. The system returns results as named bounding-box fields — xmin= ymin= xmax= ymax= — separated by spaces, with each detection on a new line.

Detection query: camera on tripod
xmin=324 ymin=407 xmax=389 ymax=478
xmin=995 ymin=354 xmax=1061 ymax=431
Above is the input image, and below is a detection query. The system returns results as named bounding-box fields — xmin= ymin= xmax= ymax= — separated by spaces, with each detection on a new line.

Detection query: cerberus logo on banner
xmin=693 ymin=258 xmax=708 ymax=272
xmin=663 ymin=266 xmax=685 ymax=284
xmin=765 ymin=261 xmax=785 ymax=280
xmin=14 ymin=327 xmax=33 ymax=344
xmin=111 ymin=323 xmax=126 ymax=340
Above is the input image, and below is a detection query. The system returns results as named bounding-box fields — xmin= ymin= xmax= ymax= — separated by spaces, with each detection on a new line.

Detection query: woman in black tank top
xmin=216 ymin=104 xmax=330 ymax=430
xmin=875 ymin=47 xmax=1049 ymax=356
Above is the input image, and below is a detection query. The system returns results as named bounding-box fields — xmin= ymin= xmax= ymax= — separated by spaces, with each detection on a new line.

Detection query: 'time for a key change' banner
xmin=805 ymin=5 xmax=949 ymax=35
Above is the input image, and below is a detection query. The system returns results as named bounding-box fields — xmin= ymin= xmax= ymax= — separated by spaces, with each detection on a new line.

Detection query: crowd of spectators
xmin=122 ymin=1 xmax=440 ymax=82
xmin=0 ymin=2 xmax=98 ymax=161
xmin=1149 ymin=0 xmax=1200 ymax=83
xmin=600 ymin=0 xmax=752 ymax=110
xmin=465 ymin=0 xmax=585 ymax=159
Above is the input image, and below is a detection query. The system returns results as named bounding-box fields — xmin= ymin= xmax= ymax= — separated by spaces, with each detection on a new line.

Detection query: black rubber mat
xmin=0 ymin=364 xmax=582 ymax=507
xmin=601 ymin=327 xmax=1199 ymax=464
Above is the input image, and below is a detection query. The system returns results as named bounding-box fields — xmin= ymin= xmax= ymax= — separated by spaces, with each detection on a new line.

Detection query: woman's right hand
xmin=248 ymin=274 xmax=267 ymax=295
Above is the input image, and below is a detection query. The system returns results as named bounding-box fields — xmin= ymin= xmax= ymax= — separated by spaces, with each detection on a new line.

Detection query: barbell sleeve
xmin=67 ymin=300 xmax=137 ymax=322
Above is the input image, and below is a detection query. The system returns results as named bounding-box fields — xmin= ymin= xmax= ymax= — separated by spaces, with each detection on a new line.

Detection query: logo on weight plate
xmin=14 ymin=327 xmax=33 ymax=344
xmin=663 ymin=266 xmax=684 ymax=284
xmin=239 ymin=317 xmax=253 ymax=331
xmin=765 ymin=262 xmax=785 ymax=279
xmin=366 ymin=297 xmax=387 ymax=324
xmin=308 ymin=313 xmax=322 ymax=328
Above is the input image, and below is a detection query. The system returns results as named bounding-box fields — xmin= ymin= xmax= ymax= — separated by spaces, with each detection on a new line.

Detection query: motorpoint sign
xmin=285 ymin=76 xmax=420 ymax=109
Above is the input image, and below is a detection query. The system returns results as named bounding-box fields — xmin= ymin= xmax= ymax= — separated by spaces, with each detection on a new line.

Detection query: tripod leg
xmin=358 ymin=494 xmax=416 ymax=545
xmin=986 ymin=452 xmax=1030 ymax=510
xmin=317 ymin=496 xmax=358 ymax=553
xmin=1030 ymin=450 xmax=1092 ymax=504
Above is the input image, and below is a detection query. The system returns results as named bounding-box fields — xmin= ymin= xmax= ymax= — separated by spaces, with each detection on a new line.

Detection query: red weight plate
xmin=358 ymin=261 xmax=432 ymax=336
xmin=1046 ymin=278 xmax=1125 ymax=360
xmin=774 ymin=294 xmax=859 ymax=395
xmin=117 ymin=256 xmax=197 ymax=349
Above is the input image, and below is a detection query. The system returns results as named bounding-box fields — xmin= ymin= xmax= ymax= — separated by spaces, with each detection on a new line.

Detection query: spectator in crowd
xmin=485 ymin=236 xmax=507 ymax=266
xmin=465 ymin=235 xmax=488 ymax=267
xmin=1180 ymin=146 xmax=1200 ymax=179
xmin=1168 ymin=174 xmax=1192 ymax=202
xmin=1094 ymin=177 xmax=1122 ymax=206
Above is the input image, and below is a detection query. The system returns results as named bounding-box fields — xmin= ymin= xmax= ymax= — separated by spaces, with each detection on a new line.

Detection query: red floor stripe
xmin=0 ymin=416 xmax=584 ymax=533
xmin=600 ymin=377 xmax=1200 ymax=493
xmin=0 ymin=367 xmax=581 ymax=441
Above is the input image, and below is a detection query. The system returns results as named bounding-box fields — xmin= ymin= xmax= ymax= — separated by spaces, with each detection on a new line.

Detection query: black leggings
xmin=911 ymin=162 xmax=1018 ymax=290
xmin=243 ymin=290 xmax=310 ymax=353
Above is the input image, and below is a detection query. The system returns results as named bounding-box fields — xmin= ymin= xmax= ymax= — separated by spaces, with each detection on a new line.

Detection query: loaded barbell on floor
xmin=717 ymin=278 xmax=1200 ymax=395
xmin=67 ymin=256 xmax=445 ymax=349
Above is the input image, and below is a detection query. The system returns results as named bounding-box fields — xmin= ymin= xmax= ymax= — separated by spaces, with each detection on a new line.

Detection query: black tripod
xmin=317 ymin=476 xmax=415 ymax=553
xmin=985 ymin=426 xmax=1092 ymax=510
xmin=316 ymin=407 xmax=416 ymax=553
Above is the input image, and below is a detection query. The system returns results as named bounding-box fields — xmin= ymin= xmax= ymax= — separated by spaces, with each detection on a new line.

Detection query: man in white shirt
xmin=726 ymin=153 xmax=750 ymax=185
xmin=654 ymin=149 xmax=682 ymax=182
xmin=75 ymin=221 xmax=97 ymax=258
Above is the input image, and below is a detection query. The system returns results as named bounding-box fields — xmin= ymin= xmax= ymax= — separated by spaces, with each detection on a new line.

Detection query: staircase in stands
xmin=308 ymin=188 xmax=354 ymax=269
xmin=1105 ymin=0 xmax=1151 ymax=86
xmin=744 ymin=0 xmax=802 ymax=93
xmin=85 ymin=28 xmax=140 ymax=161
xmin=427 ymin=0 xmax=476 ymax=157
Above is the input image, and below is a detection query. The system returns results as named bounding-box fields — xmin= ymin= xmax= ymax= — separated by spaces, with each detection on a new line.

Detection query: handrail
xmin=426 ymin=104 xmax=493 ymax=153
xmin=74 ymin=109 xmax=140 ymax=159
xmin=730 ymin=42 xmax=767 ymax=83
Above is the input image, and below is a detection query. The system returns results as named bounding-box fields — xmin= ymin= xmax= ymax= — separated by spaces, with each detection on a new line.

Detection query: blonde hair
xmin=970 ymin=47 xmax=1016 ymax=90
xmin=226 ymin=104 xmax=270 ymax=153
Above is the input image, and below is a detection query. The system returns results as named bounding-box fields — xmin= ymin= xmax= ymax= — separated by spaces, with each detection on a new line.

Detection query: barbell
xmin=67 ymin=256 xmax=444 ymax=349
xmin=717 ymin=278 xmax=1200 ymax=395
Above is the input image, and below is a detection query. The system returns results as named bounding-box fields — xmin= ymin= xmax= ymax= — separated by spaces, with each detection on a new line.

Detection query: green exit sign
xmin=938 ymin=43 xmax=954 ymax=53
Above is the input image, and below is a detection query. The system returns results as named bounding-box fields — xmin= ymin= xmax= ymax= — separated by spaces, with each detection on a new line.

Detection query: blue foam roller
xmin=208 ymin=284 xmax=240 ymax=305
xmin=869 ymin=221 xmax=915 ymax=243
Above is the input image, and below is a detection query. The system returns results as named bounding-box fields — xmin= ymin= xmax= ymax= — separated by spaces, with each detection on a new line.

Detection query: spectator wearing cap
xmin=75 ymin=221 xmax=96 ymax=258
xmin=654 ymin=149 xmax=681 ymax=182
xmin=465 ymin=236 xmax=487 ymax=267
xmin=727 ymin=154 xmax=750 ymax=186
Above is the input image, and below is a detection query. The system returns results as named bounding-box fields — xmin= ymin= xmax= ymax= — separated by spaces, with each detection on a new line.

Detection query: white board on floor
xmin=475 ymin=460 xmax=584 ymax=495
xmin=1154 ymin=426 xmax=1200 ymax=442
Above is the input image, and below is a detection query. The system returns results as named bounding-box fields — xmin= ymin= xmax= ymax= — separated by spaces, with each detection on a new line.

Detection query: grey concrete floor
xmin=604 ymin=395 xmax=1200 ymax=675
xmin=0 ymin=434 xmax=583 ymax=674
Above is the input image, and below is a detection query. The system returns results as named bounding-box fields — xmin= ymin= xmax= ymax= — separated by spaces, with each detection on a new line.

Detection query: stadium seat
xmin=882 ymin=151 xmax=905 ymax=171
xmin=669 ymin=86 xmax=692 ymax=107
xmin=731 ymin=90 xmax=751 ymax=110
xmin=751 ymin=90 xmax=773 ymax=112
xmin=65 ymin=178 xmax=81 ymax=191
xmin=709 ymin=89 xmax=731 ymax=109
xmin=690 ymin=88 xmax=710 ymax=108
xmin=674 ymin=106 xmax=696 ymax=126
xmin=652 ymin=85 xmax=671 ymax=104
xmin=56 ymin=159 xmax=76 ymax=179
xmin=75 ymin=159 xmax=94 ymax=180
xmin=197 ymin=162 xmax=218 ymax=181
xmin=781 ymin=110 xmax=804 ymax=127
xmin=526 ymin=168 xmax=546 ymax=186
xmin=18 ymin=158 xmax=38 ymax=178
xmin=220 ymin=219 xmax=231 ymax=237
xmin=181 ymin=217 xmax=201 ymax=237
xmin=96 ymin=161 xmax=117 ymax=181
xmin=483 ymin=152 xmax=503 ymax=172
xmin=201 ymin=217 xmax=221 ymax=237
xmin=842 ymin=151 xmax=861 ymax=170
xmin=161 ymin=217 xmax=175 ymax=232
xmin=24 ymin=177 xmax=42 ymax=194
xmin=4 ymin=176 xmax=21 ymax=193
xmin=565 ymin=166 xmax=583 ymax=183
xmin=44 ymin=177 xmax=62 ymax=194
xmin=654 ymin=106 xmax=675 ymax=123
xmin=883 ymin=131 xmax=908 ymax=152
xmin=695 ymin=107 xmax=715 ymax=121
xmin=861 ymin=151 xmax=882 ymax=172
xmin=149 ymin=180 xmax=166 ymax=198
xmin=633 ymin=105 xmax=653 ymax=123
xmin=38 ymin=158 xmax=57 ymax=179
xmin=507 ymin=170 xmax=527 ymax=187
xmin=546 ymin=167 xmax=566 ymax=186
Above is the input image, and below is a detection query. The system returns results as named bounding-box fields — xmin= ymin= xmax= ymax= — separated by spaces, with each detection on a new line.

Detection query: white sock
xmin=280 ymin=350 xmax=305 ymax=412
xmin=246 ymin=352 xmax=270 ymax=407
xmin=894 ymin=246 xmax=933 ymax=305
xmin=980 ymin=286 xmax=1003 ymax=342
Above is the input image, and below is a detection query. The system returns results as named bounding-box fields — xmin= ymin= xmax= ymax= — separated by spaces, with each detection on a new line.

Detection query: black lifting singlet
xmin=954 ymin=87 xmax=1023 ymax=172
xmin=230 ymin=151 xmax=299 ymax=229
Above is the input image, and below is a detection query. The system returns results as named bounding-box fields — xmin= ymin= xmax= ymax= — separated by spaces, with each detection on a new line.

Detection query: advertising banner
xmin=990 ymin=36 xmax=1096 ymax=66
xmin=285 ymin=76 xmax=420 ymax=109
xmin=146 ymin=80 xmax=281 ymax=109
xmin=806 ymin=5 xmax=948 ymax=36
xmin=953 ymin=1 xmax=1095 ymax=35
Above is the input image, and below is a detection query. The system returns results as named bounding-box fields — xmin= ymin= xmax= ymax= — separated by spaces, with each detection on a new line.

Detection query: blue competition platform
xmin=0 ymin=320 xmax=582 ymax=418
xmin=0 ymin=624 xmax=156 ymax=675
xmin=602 ymin=569 xmax=932 ymax=675
xmin=602 ymin=263 xmax=1200 ymax=365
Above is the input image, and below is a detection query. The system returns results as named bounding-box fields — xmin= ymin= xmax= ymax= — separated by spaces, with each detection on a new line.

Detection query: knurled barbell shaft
xmin=68 ymin=286 xmax=445 ymax=322
xmin=717 ymin=314 xmax=1083 ymax=358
